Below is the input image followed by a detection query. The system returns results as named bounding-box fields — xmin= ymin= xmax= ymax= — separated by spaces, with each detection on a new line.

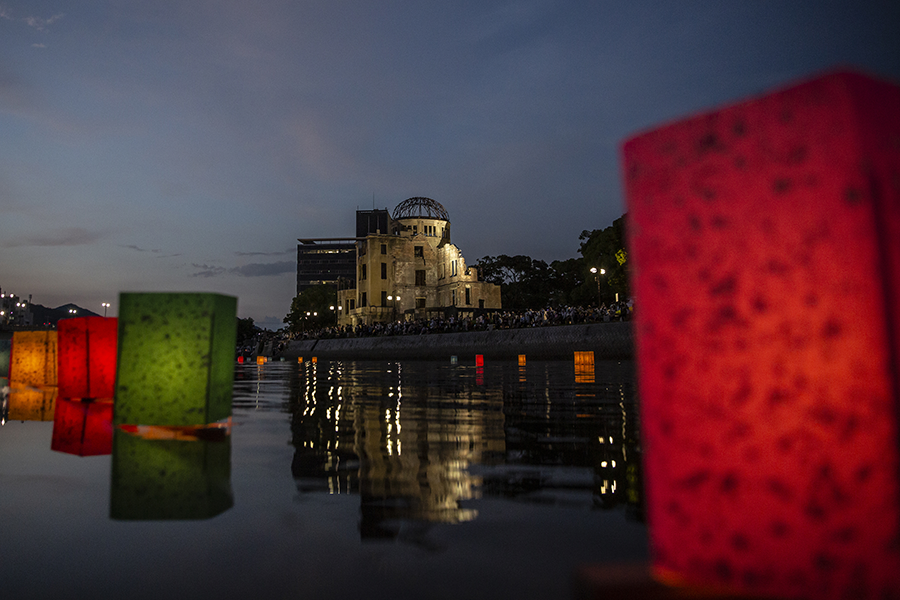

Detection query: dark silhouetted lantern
xmin=623 ymin=71 xmax=900 ymax=599
xmin=9 ymin=331 xmax=57 ymax=388
xmin=114 ymin=293 xmax=237 ymax=427
xmin=57 ymin=317 xmax=118 ymax=399
xmin=51 ymin=398 xmax=113 ymax=456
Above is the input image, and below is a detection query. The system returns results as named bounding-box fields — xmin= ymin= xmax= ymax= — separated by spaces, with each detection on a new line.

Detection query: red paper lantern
xmin=623 ymin=70 xmax=900 ymax=599
xmin=57 ymin=317 xmax=118 ymax=399
xmin=51 ymin=398 xmax=113 ymax=456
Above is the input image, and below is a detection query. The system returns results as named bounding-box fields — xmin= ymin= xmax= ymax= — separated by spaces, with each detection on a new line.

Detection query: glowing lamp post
xmin=114 ymin=293 xmax=237 ymax=427
xmin=57 ymin=317 xmax=118 ymax=399
xmin=590 ymin=267 xmax=605 ymax=306
xmin=623 ymin=71 xmax=900 ymax=599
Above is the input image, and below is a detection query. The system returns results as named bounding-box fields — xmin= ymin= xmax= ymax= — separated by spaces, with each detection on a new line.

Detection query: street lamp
xmin=101 ymin=302 xmax=110 ymax=317
xmin=590 ymin=267 xmax=605 ymax=306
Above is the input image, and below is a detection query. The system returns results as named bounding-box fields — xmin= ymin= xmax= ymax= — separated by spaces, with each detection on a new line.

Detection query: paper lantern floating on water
xmin=51 ymin=398 xmax=113 ymax=456
xmin=110 ymin=428 xmax=233 ymax=520
xmin=574 ymin=351 xmax=595 ymax=384
xmin=114 ymin=292 xmax=237 ymax=427
xmin=9 ymin=330 xmax=57 ymax=389
xmin=8 ymin=386 xmax=57 ymax=421
xmin=57 ymin=317 xmax=117 ymax=399
xmin=623 ymin=70 xmax=900 ymax=599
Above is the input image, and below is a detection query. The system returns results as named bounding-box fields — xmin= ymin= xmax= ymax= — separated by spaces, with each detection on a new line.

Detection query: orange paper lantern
xmin=57 ymin=317 xmax=118 ymax=399
xmin=623 ymin=70 xmax=900 ymax=599
xmin=9 ymin=330 xmax=57 ymax=388
xmin=7 ymin=387 xmax=56 ymax=421
xmin=51 ymin=398 xmax=113 ymax=456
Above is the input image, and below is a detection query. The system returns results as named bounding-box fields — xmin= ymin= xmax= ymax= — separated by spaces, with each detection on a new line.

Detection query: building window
xmin=479 ymin=299 xmax=484 ymax=309
xmin=413 ymin=225 xmax=418 ymax=235
xmin=416 ymin=297 xmax=426 ymax=309
xmin=415 ymin=270 xmax=426 ymax=286
xmin=349 ymin=299 xmax=356 ymax=310
xmin=361 ymin=292 xmax=367 ymax=307
xmin=381 ymin=243 xmax=387 ymax=254
xmin=465 ymin=286 xmax=471 ymax=305
xmin=360 ymin=264 xmax=367 ymax=280
xmin=451 ymin=289 xmax=456 ymax=306
xmin=381 ymin=263 xmax=387 ymax=279
xmin=381 ymin=291 xmax=387 ymax=306
xmin=451 ymin=260 xmax=457 ymax=277
xmin=414 ymin=246 xmax=423 ymax=258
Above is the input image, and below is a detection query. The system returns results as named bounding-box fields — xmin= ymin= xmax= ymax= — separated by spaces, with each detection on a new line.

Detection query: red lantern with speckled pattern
xmin=623 ymin=70 xmax=900 ymax=599
xmin=57 ymin=317 xmax=117 ymax=399
xmin=51 ymin=398 xmax=113 ymax=456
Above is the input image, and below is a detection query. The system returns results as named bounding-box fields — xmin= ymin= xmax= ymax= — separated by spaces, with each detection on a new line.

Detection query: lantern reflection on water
xmin=51 ymin=398 xmax=113 ymax=456
xmin=110 ymin=427 xmax=233 ymax=520
xmin=624 ymin=71 xmax=900 ymax=599
xmin=57 ymin=317 xmax=118 ymax=399
xmin=114 ymin=292 xmax=237 ymax=427
xmin=9 ymin=330 xmax=57 ymax=389
xmin=574 ymin=351 xmax=595 ymax=384
xmin=7 ymin=386 xmax=57 ymax=421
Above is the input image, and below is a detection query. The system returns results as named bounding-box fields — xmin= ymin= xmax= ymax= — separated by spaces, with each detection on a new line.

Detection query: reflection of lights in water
xmin=1 ymin=384 xmax=8 ymax=425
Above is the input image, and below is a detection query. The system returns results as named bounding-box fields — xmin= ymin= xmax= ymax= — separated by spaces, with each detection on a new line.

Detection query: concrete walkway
xmin=280 ymin=321 xmax=633 ymax=362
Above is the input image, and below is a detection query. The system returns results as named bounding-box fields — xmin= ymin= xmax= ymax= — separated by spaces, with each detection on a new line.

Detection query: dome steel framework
xmin=391 ymin=197 xmax=450 ymax=221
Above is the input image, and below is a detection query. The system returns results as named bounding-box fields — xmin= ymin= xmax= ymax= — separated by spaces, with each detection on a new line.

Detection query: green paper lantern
xmin=110 ymin=429 xmax=233 ymax=520
xmin=114 ymin=293 xmax=237 ymax=426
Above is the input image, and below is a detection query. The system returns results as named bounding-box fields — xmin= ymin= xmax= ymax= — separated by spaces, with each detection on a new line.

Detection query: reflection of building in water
xmin=481 ymin=360 xmax=643 ymax=519
xmin=289 ymin=360 xmax=643 ymax=541
xmin=289 ymin=361 xmax=505 ymax=539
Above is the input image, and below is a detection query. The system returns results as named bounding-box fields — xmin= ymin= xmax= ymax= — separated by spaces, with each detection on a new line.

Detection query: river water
xmin=1 ymin=358 xmax=647 ymax=599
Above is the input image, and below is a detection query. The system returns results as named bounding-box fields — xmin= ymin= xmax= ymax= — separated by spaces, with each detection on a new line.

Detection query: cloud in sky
xmin=0 ymin=5 xmax=63 ymax=31
xmin=2 ymin=227 xmax=105 ymax=248
xmin=191 ymin=261 xmax=295 ymax=278
xmin=234 ymin=248 xmax=294 ymax=257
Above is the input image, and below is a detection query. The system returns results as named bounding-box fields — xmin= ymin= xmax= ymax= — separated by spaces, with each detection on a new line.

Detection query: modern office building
xmin=295 ymin=240 xmax=358 ymax=295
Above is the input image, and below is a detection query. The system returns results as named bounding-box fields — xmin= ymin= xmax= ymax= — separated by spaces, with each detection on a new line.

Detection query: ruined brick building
xmin=298 ymin=197 xmax=501 ymax=326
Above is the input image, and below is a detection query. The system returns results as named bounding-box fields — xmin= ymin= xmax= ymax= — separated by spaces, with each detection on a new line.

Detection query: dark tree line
xmin=476 ymin=214 xmax=629 ymax=311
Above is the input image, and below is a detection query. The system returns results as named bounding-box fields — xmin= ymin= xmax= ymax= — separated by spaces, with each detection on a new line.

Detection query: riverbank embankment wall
xmin=279 ymin=322 xmax=633 ymax=362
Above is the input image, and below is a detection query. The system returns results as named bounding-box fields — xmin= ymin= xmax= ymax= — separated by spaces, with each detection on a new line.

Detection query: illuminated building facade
xmin=0 ymin=290 xmax=34 ymax=329
xmin=337 ymin=197 xmax=501 ymax=326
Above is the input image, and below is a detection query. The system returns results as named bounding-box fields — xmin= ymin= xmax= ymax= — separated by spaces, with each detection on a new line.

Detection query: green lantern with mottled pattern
xmin=110 ymin=429 xmax=232 ymax=520
xmin=114 ymin=293 xmax=237 ymax=426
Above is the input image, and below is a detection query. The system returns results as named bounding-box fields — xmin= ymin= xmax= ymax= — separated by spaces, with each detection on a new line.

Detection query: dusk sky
xmin=2 ymin=1 xmax=898 ymax=329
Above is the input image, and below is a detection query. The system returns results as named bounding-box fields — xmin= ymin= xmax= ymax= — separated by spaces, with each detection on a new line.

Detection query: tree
xmin=476 ymin=254 xmax=553 ymax=311
xmin=548 ymin=257 xmax=594 ymax=306
xmin=284 ymin=284 xmax=338 ymax=334
xmin=578 ymin=214 xmax=630 ymax=304
xmin=236 ymin=317 xmax=257 ymax=344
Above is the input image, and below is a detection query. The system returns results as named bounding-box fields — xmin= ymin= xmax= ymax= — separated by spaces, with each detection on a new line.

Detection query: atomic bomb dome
xmin=391 ymin=197 xmax=450 ymax=222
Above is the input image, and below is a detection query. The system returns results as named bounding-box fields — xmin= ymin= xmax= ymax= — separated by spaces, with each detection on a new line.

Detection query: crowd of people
xmin=286 ymin=301 xmax=632 ymax=342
